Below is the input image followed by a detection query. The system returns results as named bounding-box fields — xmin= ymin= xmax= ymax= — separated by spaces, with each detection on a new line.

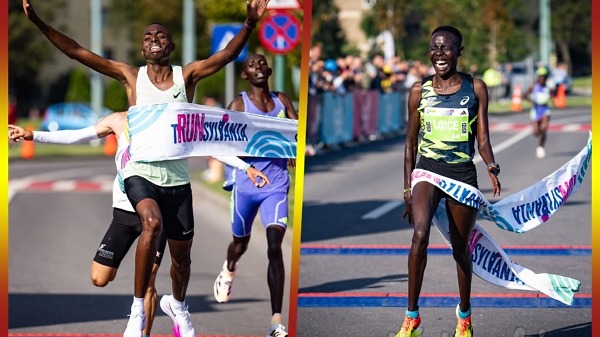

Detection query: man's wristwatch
xmin=487 ymin=162 xmax=500 ymax=175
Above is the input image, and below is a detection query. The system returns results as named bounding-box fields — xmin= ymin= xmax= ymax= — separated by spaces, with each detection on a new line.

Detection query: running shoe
xmin=453 ymin=304 xmax=473 ymax=337
xmin=123 ymin=311 xmax=145 ymax=337
xmin=536 ymin=146 xmax=546 ymax=158
xmin=267 ymin=323 xmax=288 ymax=337
xmin=213 ymin=260 xmax=235 ymax=303
xmin=159 ymin=295 xmax=195 ymax=337
xmin=394 ymin=315 xmax=423 ymax=337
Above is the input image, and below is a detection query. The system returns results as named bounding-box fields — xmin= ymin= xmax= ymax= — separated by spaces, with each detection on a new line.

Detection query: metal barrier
xmin=307 ymin=90 xmax=406 ymax=148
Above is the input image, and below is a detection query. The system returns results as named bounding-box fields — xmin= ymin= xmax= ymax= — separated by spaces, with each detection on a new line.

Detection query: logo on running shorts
xmin=97 ymin=244 xmax=114 ymax=260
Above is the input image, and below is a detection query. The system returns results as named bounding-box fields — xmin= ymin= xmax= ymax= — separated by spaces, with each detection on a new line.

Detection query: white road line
xmin=361 ymin=200 xmax=404 ymax=220
xmin=53 ymin=180 xmax=77 ymax=191
xmin=562 ymin=124 xmax=581 ymax=132
xmin=490 ymin=122 xmax=512 ymax=132
xmin=9 ymin=167 xmax=112 ymax=205
xmin=472 ymin=128 xmax=531 ymax=164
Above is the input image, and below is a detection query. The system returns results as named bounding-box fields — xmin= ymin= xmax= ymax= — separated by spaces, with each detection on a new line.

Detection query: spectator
xmin=366 ymin=53 xmax=385 ymax=92
xmin=482 ymin=63 xmax=503 ymax=102
xmin=501 ymin=63 xmax=513 ymax=102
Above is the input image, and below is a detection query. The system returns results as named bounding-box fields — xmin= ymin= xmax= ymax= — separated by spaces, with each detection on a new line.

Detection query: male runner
xmin=23 ymin=0 xmax=269 ymax=335
xmin=9 ymin=113 xmax=269 ymax=337
xmin=212 ymin=54 xmax=298 ymax=337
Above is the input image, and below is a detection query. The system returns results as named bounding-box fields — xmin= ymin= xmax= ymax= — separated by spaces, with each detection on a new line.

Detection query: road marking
xmin=297 ymin=292 xmax=591 ymax=308
xmin=489 ymin=122 xmax=590 ymax=132
xmin=9 ymin=178 xmax=113 ymax=204
xmin=361 ymin=200 xmax=404 ymax=219
xmin=300 ymin=244 xmax=591 ymax=256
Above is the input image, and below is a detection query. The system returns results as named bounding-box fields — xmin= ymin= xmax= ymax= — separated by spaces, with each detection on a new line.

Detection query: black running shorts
xmin=93 ymin=208 xmax=168 ymax=268
xmin=416 ymin=157 xmax=479 ymax=206
xmin=124 ymin=176 xmax=194 ymax=241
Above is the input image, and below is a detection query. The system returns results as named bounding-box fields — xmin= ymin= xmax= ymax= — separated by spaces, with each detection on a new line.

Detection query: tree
xmin=361 ymin=0 xmax=530 ymax=70
xmin=9 ymin=0 xmax=66 ymax=113
xmin=64 ymin=67 xmax=91 ymax=103
xmin=551 ymin=0 xmax=591 ymax=75
xmin=417 ymin=0 xmax=528 ymax=70
xmin=311 ymin=0 xmax=346 ymax=59
xmin=109 ymin=0 xmax=209 ymax=66
xmin=104 ymin=79 xmax=128 ymax=112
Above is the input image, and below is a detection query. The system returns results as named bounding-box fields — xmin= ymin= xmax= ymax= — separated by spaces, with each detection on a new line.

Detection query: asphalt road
xmin=8 ymin=157 xmax=293 ymax=336
xmin=7 ymin=106 xmax=592 ymax=337
xmin=297 ymin=107 xmax=592 ymax=337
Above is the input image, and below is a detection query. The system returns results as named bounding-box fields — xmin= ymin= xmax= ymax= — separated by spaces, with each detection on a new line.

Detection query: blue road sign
xmin=211 ymin=24 xmax=247 ymax=62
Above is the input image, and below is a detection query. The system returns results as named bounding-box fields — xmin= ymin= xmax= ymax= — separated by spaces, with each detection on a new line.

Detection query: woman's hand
xmin=487 ymin=164 xmax=501 ymax=197
xmin=402 ymin=189 xmax=414 ymax=225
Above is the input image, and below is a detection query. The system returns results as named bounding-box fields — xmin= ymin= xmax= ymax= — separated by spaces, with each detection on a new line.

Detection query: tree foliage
xmin=103 ymin=79 xmax=128 ymax=112
xmin=359 ymin=0 xmax=589 ymax=75
xmin=64 ymin=67 xmax=91 ymax=103
xmin=9 ymin=0 xmax=66 ymax=111
xmin=551 ymin=0 xmax=591 ymax=74
xmin=109 ymin=0 xmax=209 ymax=66
xmin=310 ymin=0 xmax=346 ymax=59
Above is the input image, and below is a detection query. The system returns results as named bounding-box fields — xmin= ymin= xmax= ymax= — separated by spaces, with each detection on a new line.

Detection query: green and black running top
xmin=418 ymin=73 xmax=478 ymax=164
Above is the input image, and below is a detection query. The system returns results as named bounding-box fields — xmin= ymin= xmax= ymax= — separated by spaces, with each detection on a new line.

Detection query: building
xmin=333 ymin=0 xmax=375 ymax=56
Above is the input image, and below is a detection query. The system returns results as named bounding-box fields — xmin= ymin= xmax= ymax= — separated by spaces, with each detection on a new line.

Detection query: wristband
xmin=243 ymin=20 xmax=256 ymax=31
xmin=487 ymin=162 xmax=500 ymax=175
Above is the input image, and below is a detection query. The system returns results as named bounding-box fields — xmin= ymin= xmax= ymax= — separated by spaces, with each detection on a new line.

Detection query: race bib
xmin=422 ymin=107 xmax=469 ymax=141
xmin=534 ymin=91 xmax=551 ymax=105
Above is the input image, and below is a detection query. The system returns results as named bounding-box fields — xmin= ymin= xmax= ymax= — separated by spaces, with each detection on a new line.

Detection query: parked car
xmin=508 ymin=61 xmax=534 ymax=93
xmin=40 ymin=103 xmax=112 ymax=132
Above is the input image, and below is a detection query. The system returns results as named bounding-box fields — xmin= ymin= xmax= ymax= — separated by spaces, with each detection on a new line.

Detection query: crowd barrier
xmin=307 ymin=90 xmax=407 ymax=147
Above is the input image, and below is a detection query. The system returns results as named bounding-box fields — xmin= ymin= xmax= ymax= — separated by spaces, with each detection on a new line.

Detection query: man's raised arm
xmin=186 ymin=0 xmax=270 ymax=83
xmin=23 ymin=0 xmax=131 ymax=81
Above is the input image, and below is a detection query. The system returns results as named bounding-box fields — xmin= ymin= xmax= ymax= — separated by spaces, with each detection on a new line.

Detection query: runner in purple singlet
xmin=212 ymin=54 xmax=298 ymax=337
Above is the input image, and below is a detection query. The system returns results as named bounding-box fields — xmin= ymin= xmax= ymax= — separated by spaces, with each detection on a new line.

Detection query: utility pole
xmin=539 ymin=0 xmax=551 ymax=66
xmin=183 ymin=0 xmax=196 ymax=102
xmin=90 ymin=0 xmax=103 ymax=115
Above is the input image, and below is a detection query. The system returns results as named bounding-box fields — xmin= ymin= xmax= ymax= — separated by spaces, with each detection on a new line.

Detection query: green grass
xmin=572 ymin=77 xmax=591 ymax=90
xmin=489 ymin=76 xmax=591 ymax=115
xmin=9 ymin=142 xmax=107 ymax=160
xmin=488 ymin=95 xmax=591 ymax=114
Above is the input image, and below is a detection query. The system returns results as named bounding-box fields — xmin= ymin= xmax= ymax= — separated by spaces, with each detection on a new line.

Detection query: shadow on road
xmin=299 ymin=273 xmax=408 ymax=293
xmin=305 ymin=135 xmax=405 ymax=175
xmin=301 ymin=200 xmax=411 ymax=242
xmin=9 ymin=293 xmax=263 ymax=329
xmin=524 ymin=322 xmax=591 ymax=337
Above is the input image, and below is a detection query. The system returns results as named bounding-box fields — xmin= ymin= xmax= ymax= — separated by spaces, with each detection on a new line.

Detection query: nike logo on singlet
xmin=173 ymin=91 xmax=181 ymax=99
